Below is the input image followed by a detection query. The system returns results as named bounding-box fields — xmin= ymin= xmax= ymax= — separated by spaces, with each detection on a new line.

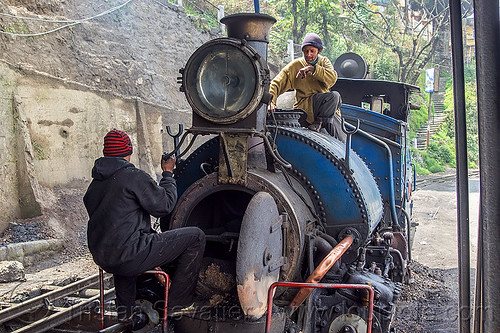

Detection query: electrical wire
xmin=0 ymin=12 xmax=77 ymax=23
xmin=0 ymin=0 xmax=133 ymax=37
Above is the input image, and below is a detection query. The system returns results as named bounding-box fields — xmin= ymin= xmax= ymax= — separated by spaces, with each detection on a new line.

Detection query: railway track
xmin=415 ymin=169 xmax=479 ymax=189
xmin=0 ymin=273 xmax=115 ymax=333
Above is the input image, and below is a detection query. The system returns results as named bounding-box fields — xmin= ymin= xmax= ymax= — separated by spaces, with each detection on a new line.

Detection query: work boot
xmin=130 ymin=312 xmax=149 ymax=331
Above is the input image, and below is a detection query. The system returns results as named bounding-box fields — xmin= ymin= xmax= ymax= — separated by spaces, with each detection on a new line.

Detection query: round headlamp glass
xmin=183 ymin=39 xmax=264 ymax=124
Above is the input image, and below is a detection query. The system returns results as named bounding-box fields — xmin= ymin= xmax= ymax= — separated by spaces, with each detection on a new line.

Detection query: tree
xmin=340 ymin=0 xmax=447 ymax=83
xmin=341 ymin=0 xmax=473 ymax=84
xmin=268 ymin=0 xmax=344 ymax=65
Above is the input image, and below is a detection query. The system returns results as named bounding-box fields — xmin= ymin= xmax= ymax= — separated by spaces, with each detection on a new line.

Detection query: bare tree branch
xmin=344 ymin=4 xmax=396 ymax=47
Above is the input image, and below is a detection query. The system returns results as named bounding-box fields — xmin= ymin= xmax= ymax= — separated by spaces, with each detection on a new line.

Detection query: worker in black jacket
xmin=84 ymin=129 xmax=205 ymax=325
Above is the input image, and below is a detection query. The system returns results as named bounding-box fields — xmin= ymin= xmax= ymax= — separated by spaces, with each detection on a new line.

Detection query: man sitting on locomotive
xmin=268 ymin=33 xmax=346 ymax=142
xmin=84 ymin=129 xmax=205 ymax=328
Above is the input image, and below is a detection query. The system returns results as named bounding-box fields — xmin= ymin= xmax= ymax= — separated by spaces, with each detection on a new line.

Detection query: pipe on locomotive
xmin=344 ymin=122 xmax=400 ymax=228
xmin=288 ymin=235 xmax=354 ymax=311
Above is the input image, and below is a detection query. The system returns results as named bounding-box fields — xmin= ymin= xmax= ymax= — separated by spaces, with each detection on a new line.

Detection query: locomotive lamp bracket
xmin=218 ymin=132 xmax=248 ymax=185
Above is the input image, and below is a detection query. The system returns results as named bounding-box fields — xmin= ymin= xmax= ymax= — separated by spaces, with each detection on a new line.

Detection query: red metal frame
xmin=143 ymin=269 xmax=170 ymax=333
xmin=98 ymin=268 xmax=170 ymax=333
xmin=265 ymin=281 xmax=374 ymax=333
xmin=99 ymin=268 xmax=104 ymax=330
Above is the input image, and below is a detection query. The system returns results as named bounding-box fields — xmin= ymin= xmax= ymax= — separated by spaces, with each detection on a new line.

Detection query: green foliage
xmin=419 ymin=149 xmax=446 ymax=173
xmin=408 ymin=91 xmax=429 ymax=140
xmin=438 ymin=65 xmax=478 ymax=169
xmin=3 ymin=21 xmax=30 ymax=34
xmin=372 ymin=54 xmax=398 ymax=81
xmin=412 ymin=62 xmax=478 ymax=175
xmin=428 ymin=137 xmax=455 ymax=167
xmin=414 ymin=162 xmax=430 ymax=175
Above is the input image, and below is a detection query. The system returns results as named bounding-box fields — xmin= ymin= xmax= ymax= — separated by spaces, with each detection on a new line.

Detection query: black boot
xmin=130 ymin=312 xmax=149 ymax=330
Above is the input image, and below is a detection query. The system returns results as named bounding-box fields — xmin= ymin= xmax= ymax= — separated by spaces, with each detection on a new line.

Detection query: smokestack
xmin=220 ymin=13 xmax=276 ymax=60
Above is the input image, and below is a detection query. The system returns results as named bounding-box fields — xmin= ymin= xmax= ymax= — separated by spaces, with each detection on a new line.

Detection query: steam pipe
xmin=317 ymin=231 xmax=338 ymax=248
xmin=288 ymin=235 xmax=353 ymax=310
xmin=345 ymin=122 xmax=399 ymax=228
xmin=307 ymin=235 xmax=315 ymax=274
xmin=256 ymin=132 xmax=292 ymax=168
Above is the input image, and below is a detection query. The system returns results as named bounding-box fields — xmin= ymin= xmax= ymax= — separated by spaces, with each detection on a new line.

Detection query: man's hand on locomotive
xmin=268 ymin=102 xmax=276 ymax=113
xmin=161 ymin=154 xmax=176 ymax=173
xmin=296 ymin=65 xmax=315 ymax=79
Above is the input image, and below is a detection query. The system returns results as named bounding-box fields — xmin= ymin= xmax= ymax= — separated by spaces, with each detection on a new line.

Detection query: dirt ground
xmin=0 ymin=170 xmax=480 ymax=331
xmin=391 ymin=169 xmax=479 ymax=332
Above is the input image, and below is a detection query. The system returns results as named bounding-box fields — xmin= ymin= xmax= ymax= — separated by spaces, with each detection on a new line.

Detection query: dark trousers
xmin=312 ymin=91 xmax=347 ymax=142
xmin=113 ymin=227 xmax=205 ymax=320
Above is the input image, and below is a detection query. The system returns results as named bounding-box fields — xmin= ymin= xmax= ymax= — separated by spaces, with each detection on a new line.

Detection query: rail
xmin=0 ymin=273 xmax=114 ymax=333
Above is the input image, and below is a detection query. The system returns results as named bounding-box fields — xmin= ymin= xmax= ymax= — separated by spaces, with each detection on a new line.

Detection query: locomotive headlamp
xmin=181 ymin=38 xmax=268 ymax=125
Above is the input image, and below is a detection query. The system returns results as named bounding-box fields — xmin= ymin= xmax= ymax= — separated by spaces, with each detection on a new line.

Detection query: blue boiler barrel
xmin=267 ymin=112 xmax=383 ymax=242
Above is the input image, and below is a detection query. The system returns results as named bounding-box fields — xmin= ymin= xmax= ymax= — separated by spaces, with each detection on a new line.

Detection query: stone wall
xmin=0 ymin=0 xmax=220 ymax=232
xmin=0 ymin=0 xmax=216 ymax=113
xmin=0 ymin=60 xmax=185 ymax=231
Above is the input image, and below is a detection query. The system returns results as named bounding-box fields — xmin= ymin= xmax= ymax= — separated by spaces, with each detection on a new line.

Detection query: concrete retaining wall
xmin=0 ymin=60 xmax=188 ymax=231
xmin=0 ymin=239 xmax=64 ymax=267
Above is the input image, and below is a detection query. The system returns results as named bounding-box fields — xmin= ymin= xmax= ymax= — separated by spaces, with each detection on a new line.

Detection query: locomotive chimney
xmin=220 ymin=13 xmax=276 ymax=60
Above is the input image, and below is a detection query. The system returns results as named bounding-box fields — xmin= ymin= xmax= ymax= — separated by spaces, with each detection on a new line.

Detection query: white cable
xmin=0 ymin=0 xmax=133 ymax=37
xmin=0 ymin=12 xmax=77 ymax=23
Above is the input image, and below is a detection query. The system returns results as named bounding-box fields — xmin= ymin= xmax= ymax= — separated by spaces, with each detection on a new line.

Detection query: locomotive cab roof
xmin=333 ymin=78 xmax=420 ymax=122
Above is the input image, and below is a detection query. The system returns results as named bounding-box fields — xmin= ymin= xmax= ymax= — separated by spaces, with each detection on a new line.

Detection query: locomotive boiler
xmin=140 ymin=13 xmax=417 ymax=333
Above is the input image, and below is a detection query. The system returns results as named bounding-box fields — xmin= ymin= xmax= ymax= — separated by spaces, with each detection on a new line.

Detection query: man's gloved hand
xmin=161 ymin=154 xmax=176 ymax=173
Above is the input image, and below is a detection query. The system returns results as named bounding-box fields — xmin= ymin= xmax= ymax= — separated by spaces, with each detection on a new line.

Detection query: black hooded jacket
xmin=84 ymin=157 xmax=177 ymax=273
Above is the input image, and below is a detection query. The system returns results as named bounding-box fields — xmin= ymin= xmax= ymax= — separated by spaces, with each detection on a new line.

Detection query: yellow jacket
xmin=269 ymin=55 xmax=337 ymax=123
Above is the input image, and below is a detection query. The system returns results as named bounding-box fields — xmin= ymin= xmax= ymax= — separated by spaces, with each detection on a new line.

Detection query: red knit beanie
xmin=103 ymin=129 xmax=133 ymax=157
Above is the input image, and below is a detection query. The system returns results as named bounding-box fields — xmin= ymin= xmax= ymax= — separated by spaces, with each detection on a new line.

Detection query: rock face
xmin=0 ymin=261 xmax=25 ymax=282
xmin=0 ymin=0 xmax=220 ymax=228
xmin=0 ymin=0 xmax=218 ymax=111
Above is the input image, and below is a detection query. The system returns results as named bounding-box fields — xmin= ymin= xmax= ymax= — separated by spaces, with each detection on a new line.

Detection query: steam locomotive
xmin=138 ymin=13 xmax=418 ymax=333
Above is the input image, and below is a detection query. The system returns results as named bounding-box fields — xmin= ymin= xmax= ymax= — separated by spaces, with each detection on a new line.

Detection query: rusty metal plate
xmin=218 ymin=133 xmax=248 ymax=185
xmin=236 ymin=191 xmax=283 ymax=319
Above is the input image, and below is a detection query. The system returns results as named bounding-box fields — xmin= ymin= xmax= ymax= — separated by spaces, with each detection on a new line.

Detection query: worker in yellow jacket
xmin=269 ymin=33 xmax=346 ymax=142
